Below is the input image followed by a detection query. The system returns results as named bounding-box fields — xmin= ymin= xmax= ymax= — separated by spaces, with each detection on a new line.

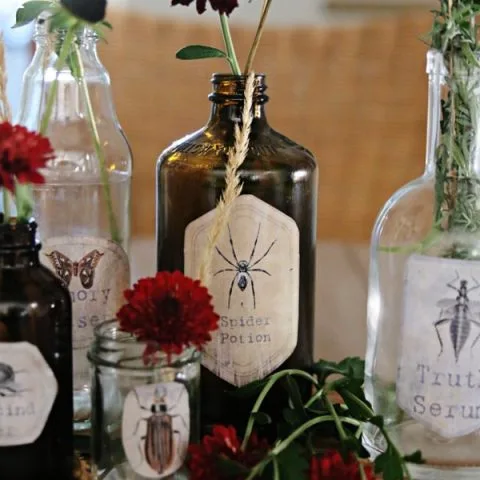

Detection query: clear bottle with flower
xmin=15 ymin=2 xmax=132 ymax=433
xmin=365 ymin=3 xmax=480 ymax=477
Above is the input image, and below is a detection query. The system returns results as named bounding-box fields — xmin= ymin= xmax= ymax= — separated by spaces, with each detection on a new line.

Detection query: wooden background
xmin=101 ymin=10 xmax=433 ymax=243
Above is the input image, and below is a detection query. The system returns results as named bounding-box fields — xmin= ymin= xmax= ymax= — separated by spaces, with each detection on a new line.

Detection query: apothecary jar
xmin=88 ymin=319 xmax=200 ymax=479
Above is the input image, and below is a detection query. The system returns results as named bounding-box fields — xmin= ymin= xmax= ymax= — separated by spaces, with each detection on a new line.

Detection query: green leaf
xmin=276 ymin=442 xmax=309 ymax=480
xmin=368 ymin=415 xmax=384 ymax=429
xmin=101 ymin=20 xmax=113 ymax=29
xmin=312 ymin=357 xmax=365 ymax=385
xmin=66 ymin=51 xmax=81 ymax=81
xmin=374 ymin=447 xmax=404 ymax=480
xmin=14 ymin=1 xmax=53 ymax=28
xmin=403 ymin=450 xmax=425 ymax=464
xmin=48 ymin=9 xmax=78 ymax=33
xmin=176 ymin=45 xmax=228 ymax=61
xmin=216 ymin=456 xmax=250 ymax=477
xmin=251 ymin=411 xmax=271 ymax=426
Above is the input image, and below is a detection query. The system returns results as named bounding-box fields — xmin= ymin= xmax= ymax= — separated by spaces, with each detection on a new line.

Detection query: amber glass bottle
xmin=156 ymin=74 xmax=318 ymax=433
xmin=0 ymin=220 xmax=73 ymax=479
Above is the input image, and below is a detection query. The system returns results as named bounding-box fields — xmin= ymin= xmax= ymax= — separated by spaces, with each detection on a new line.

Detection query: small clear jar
xmin=88 ymin=320 xmax=200 ymax=480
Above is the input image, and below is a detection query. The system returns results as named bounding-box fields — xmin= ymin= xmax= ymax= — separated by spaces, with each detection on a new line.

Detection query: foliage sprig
xmin=428 ymin=0 xmax=480 ymax=238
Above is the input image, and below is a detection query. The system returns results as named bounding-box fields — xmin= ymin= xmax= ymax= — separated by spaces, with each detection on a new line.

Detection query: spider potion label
xmin=40 ymin=236 xmax=130 ymax=390
xmin=397 ymin=255 xmax=480 ymax=438
xmin=0 ymin=342 xmax=57 ymax=446
xmin=184 ymin=195 xmax=300 ymax=387
xmin=121 ymin=382 xmax=190 ymax=479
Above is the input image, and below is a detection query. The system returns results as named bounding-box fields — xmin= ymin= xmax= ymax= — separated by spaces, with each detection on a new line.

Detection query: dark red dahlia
xmin=171 ymin=0 xmax=239 ymax=16
xmin=61 ymin=0 xmax=107 ymax=23
xmin=309 ymin=450 xmax=375 ymax=480
xmin=188 ymin=425 xmax=270 ymax=480
xmin=117 ymin=271 xmax=219 ymax=362
xmin=0 ymin=122 xmax=54 ymax=193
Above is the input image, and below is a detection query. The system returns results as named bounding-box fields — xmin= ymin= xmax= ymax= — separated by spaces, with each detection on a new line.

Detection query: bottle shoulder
xmin=0 ymin=264 xmax=71 ymax=307
xmin=371 ymin=174 xmax=434 ymax=248
xmin=157 ymin=124 xmax=317 ymax=173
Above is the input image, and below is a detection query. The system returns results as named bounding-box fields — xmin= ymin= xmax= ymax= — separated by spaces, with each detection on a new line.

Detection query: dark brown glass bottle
xmin=0 ymin=219 xmax=73 ymax=479
xmin=156 ymin=75 xmax=318 ymax=434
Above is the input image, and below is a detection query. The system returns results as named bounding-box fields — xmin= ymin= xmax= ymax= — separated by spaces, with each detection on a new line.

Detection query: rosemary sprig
xmin=428 ymin=0 xmax=480 ymax=237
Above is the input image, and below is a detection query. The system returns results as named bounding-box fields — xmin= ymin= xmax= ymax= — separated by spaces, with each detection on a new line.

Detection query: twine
xmin=0 ymin=35 xmax=12 ymax=122
xmin=198 ymin=71 xmax=256 ymax=287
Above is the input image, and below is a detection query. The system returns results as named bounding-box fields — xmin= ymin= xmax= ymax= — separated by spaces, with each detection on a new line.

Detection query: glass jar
xmin=365 ymin=50 xmax=480 ymax=478
xmin=88 ymin=319 xmax=200 ymax=480
xmin=156 ymin=74 xmax=318 ymax=435
xmin=16 ymin=18 xmax=132 ymax=432
xmin=0 ymin=219 xmax=73 ymax=479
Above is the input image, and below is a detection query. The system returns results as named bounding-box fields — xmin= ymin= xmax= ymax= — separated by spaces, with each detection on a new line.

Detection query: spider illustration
xmin=214 ymin=223 xmax=277 ymax=309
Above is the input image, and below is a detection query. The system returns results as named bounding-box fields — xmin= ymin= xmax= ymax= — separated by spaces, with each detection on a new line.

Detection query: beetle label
xmin=398 ymin=255 xmax=480 ymax=438
xmin=122 ymin=382 xmax=190 ymax=479
xmin=184 ymin=195 xmax=300 ymax=387
xmin=40 ymin=236 xmax=130 ymax=390
xmin=0 ymin=342 xmax=57 ymax=446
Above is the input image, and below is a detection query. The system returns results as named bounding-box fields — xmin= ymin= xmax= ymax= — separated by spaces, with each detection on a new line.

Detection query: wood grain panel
xmin=101 ymin=9 xmax=432 ymax=243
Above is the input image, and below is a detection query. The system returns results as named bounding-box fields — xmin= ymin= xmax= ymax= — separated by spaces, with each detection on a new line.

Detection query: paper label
xmin=40 ymin=236 xmax=130 ymax=388
xmin=122 ymin=382 xmax=190 ymax=479
xmin=184 ymin=195 xmax=300 ymax=387
xmin=398 ymin=255 xmax=480 ymax=438
xmin=0 ymin=342 xmax=57 ymax=446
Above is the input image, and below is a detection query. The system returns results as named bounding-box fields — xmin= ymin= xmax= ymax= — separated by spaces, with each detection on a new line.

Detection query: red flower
xmin=171 ymin=0 xmax=239 ymax=16
xmin=310 ymin=450 xmax=375 ymax=480
xmin=117 ymin=271 xmax=219 ymax=362
xmin=0 ymin=122 xmax=54 ymax=193
xmin=188 ymin=425 xmax=270 ymax=480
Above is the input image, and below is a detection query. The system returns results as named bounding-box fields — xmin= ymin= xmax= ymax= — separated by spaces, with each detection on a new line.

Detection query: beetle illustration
xmin=126 ymin=385 xmax=187 ymax=475
xmin=214 ymin=223 xmax=277 ymax=309
xmin=0 ymin=363 xmax=27 ymax=397
xmin=434 ymin=272 xmax=480 ymax=362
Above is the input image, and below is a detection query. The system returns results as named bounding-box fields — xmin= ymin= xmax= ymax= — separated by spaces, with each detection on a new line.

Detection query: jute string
xmin=0 ymin=35 xmax=12 ymax=122
xmin=198 ymin=71 xmax=256 ymax=287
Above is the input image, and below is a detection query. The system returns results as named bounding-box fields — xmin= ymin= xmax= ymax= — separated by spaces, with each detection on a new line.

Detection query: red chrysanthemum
xmin=310 ymin=450 xmax=376 ymax=480
xmin=171 ymin=0 xmax=239 ymax=16
xmin=188 ymin=425 xmax=270 ymax=480
xmin=0 ymin=122 xmax=54 ymax=193
xmin=117 ymin=271 xmax=219 ymax=362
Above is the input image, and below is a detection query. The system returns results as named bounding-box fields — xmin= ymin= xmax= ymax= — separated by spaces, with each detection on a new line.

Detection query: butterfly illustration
xmin=45 ymin=250 xmax=104 ymax=289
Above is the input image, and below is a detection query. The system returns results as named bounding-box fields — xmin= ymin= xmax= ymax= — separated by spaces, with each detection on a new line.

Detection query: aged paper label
xmin=0 ymin=342 xmax=57 ymax=446
xmin=40 ymin=236 xmax=130 ymax=388
xmin=185 ymin=195 xmax=300 ymax=387
xmin=122 ymin=382 xmax=189 ymax=479
xmin=398 ymin=255 xmax=480 ymax=438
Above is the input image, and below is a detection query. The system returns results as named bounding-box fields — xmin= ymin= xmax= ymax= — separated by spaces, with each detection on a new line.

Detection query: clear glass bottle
xmin=365 ymin=50 xmax=480 ymax=478
xmin=16 ymin=19 xmax=132 ymax=434
xmin=0 ymin=219 xmax=73 ymax=479
xmin=88 ymin=319 xmax=200 ymax=480
xmin=156 ymin=74 xmax=318 ymax=436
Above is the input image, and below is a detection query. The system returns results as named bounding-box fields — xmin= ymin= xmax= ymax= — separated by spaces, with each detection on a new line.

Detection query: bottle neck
xmin=0 ymin=221 xmax=41 ymax=268
xmin=207 ymin=74 xmax=269 ymax=131
xmin=17 ymin=21 xmax=116 ymax=131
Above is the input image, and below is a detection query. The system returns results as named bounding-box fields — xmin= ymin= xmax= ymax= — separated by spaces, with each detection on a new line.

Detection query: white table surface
xmin=131 ymin=238 xmax=371 ymax=363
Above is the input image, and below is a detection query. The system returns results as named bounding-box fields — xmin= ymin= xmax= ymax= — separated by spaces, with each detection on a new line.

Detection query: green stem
xmin=241 ymin=370 xmax=319 ymax=451
xmin=219 ymin=14 xmax=241 ymax=75
xmin=2 ymin=188 xmax=10 ymax=222
xmin=72 ymin=44 xmax=121 ymax=244
xmin=245 ymin=415 xmax=362 ymax=480
xmin=244 ymin=0 xmax=273 ymax=74
xmin=40 ymin=27 xmax=76 ymax=136
xmin=340 ymin=390 xmax=413 ymax=480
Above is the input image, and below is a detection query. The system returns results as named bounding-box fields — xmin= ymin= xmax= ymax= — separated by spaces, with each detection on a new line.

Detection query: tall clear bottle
xmin=16 ymin=19 xmax=132 ymax=434
xmin=365 ymin=50 xmax=480 ymax=478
